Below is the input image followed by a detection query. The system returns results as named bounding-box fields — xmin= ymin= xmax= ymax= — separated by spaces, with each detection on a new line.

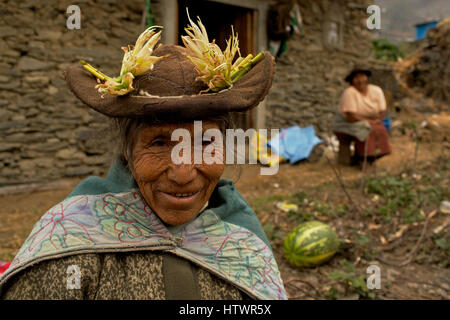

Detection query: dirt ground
xmin=0 ymin=113 xmax=449 ymax=300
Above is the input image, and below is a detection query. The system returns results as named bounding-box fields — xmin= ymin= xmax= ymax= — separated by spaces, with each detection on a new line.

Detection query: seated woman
xmin=332 ymin=66 xmax=391 ymax=167
xmin=0 ymin=24 xmax=286 ymax=300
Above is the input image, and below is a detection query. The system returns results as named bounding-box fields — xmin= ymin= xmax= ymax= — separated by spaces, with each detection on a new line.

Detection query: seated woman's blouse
xmin=338 ymin=84 xmax=386 ymax=119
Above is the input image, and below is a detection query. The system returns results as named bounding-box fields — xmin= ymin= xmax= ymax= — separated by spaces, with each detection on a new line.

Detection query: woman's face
xmin=351 ymin=73 xmax=369 ymax=93
xmin=132 ymin=121 xmax=225 ymax=226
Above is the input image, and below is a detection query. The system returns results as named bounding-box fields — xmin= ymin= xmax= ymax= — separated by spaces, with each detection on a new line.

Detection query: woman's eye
xmin=149 ymin=139 xmax=166 ymax=147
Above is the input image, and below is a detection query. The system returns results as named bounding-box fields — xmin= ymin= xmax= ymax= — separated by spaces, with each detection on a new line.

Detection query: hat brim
xmin=345 ymin=69 xmax=372 ymax=83
xmin=64 ymin=51 xmax=275 ymax=120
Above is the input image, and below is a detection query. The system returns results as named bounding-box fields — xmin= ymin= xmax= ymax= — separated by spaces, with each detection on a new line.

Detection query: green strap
xmin=162 ymin=253 xmax=201 ymax=300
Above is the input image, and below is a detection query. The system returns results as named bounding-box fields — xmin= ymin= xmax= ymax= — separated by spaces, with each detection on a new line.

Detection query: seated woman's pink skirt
xmin=335 ymin=121 xmax=391 ymax=159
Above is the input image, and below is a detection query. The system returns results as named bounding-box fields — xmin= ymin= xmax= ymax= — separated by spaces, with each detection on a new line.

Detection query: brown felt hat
xmin=344 ymin=65 xmax=372 ymax=83
xmin=64 ymin=44 xmax=275 ymax=120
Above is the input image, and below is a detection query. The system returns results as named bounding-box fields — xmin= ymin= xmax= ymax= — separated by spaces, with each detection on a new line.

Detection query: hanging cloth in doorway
xmin=145 ymin=0 xmax=155 ymax=28
xmin=268 ymin=0 xmax=303 ymax=58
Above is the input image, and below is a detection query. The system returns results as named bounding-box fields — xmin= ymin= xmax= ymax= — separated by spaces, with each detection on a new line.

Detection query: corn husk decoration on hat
xmin=181 ymin=10 xmax=265 ymax=93
xmin=80 ymin=9 xmax=265 ymax=96
xmin=80 ymin=26 xmax=167 ymax=96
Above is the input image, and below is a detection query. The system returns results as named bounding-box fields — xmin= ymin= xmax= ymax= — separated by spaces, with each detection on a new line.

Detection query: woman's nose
xmin=167 ymin=163 xmax=197 ymax=185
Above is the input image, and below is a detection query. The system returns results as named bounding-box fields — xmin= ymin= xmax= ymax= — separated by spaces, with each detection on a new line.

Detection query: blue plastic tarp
xmin=268 ymin=125 xmax=322 ymax=163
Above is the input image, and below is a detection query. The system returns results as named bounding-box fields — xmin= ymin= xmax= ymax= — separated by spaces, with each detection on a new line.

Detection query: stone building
xmin=0 ymin=0 xmax=373 ymax=186
xmin=265 ymin=0 xmax=373 ymax=132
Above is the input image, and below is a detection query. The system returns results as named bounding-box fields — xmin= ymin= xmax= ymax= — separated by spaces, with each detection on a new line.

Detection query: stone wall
xmin=0 ymin=0 xmax=145 ymax=185
xmin=265 ymin=0 xmax=373 ymax=134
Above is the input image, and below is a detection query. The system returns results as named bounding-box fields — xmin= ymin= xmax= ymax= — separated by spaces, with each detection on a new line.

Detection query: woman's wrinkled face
xmin=351 ymin=73 xmax=369 ymax=93
xmin=132 ymin=121 xmax=224 ymax=226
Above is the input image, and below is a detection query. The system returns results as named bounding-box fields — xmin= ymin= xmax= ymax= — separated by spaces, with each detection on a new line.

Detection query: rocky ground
xmin=245 ymin=154 xmax=449 ymax=300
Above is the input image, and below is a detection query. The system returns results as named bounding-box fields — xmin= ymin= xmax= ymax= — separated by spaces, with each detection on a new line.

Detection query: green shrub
xmin=372 ymin=38 xmax=405 ymax=61
xmin=365 ymin=173 xmax=444 ymax=224
xmin=327 ymin=260 xmax=376 ymax=299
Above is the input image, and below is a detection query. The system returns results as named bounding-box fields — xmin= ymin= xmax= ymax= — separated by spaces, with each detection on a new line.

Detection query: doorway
xmin=177 ymin=0 xmax=258 ymax=129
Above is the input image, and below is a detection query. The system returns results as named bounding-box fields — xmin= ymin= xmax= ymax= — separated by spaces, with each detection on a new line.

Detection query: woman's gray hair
xmin=110 ymin=113 xmax=235 ymax=174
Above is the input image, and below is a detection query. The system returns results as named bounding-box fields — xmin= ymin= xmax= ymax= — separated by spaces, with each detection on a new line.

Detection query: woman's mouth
xmin=159 ymin=190 xmax=202 ymax=208
xmin=166 ymin=192 xmax=197 ymax=198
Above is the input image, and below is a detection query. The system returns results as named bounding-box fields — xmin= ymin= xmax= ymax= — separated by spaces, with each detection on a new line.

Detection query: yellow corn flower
xmin=181 ymin=10 xmax=265 ymax=93
xmin=120 ymin=27 xmax=166 ymax=76
xmin=81 ymin=26 xmax=167 ymax=96
xmin=95 ymin=72 xmax=135 ymax=96
xmin=181 ymin=11 xmax=241 ymax=92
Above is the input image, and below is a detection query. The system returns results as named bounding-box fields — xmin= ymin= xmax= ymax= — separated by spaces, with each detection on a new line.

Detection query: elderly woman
xmin=332 ymin=66 xmax=391 ymax=167
xmin=0 ymin=24 xmax=286 ymax=300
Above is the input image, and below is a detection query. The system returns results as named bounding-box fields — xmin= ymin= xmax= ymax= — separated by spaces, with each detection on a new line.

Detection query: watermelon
xmin=284 ymin=221 xmax=339 ymax=267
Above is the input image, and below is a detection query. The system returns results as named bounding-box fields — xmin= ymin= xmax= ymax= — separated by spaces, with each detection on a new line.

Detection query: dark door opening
xmin=177 ymin=0 xmax=258 ymax=129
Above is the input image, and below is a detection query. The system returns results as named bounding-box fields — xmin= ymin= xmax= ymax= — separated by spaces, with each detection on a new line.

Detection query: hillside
xmin=374 ymin=0 xmax=450 ymax=42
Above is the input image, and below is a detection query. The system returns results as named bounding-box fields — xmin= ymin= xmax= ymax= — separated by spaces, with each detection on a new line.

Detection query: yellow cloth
xmin=338 ymin=84 xmax=386 ymax=119
xmin=250 ymin=131 xmax=284 ymax=167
